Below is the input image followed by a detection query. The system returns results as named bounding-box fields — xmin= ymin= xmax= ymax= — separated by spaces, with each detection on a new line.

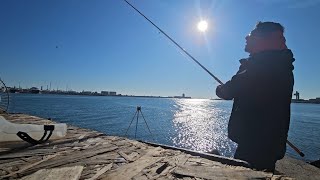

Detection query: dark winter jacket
xmin=216 ymin=49 xmax=294 ymax=159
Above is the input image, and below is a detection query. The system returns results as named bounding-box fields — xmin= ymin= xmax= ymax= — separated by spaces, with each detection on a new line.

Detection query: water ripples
xmin=8 ymin=94 xmax=320 ymax=161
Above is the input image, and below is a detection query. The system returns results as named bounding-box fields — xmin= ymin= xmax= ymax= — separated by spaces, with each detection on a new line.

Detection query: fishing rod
xmin=123 ymin=0 xmax=305 ymax=157
xmin=123 ymin=0 xmax=223 ymax=85
xmin=287 ymin=139 xmax=304 ymax=157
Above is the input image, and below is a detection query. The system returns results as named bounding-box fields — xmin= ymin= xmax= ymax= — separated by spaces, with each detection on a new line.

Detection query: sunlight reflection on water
xmin=171 ymin=99 xmax=237 ymax=156
xmin=10 ymin=94 xmax=319 ymax=160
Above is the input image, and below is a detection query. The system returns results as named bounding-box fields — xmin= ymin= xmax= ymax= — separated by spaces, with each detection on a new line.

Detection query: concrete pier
xmin=0 ymin=113 xmax=319 ymax=179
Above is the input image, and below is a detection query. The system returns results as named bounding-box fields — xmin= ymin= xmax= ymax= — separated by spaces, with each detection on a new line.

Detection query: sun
xmin=197 ymin=20 xmax=208 ymax=32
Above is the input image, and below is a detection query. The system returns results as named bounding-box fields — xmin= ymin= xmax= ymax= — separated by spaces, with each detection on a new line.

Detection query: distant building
xmin=308 ymin=98 xmax=320 ymax=104
xmin=30 ymin=87 xmax=40 ymax=94
xmin=66 ymin=90 xmax=77 ymax=95
xmin=81 ymin=91 xmax=92 ymax=95
xmin=101 ymin=91 xmax=116 ymax=96
xmin=101 ymin=91 xmax=109 ymax=95
xmin=7 ymin=87 xmax=17 ymax=93
xmin=173 ymin=93 xmax=191 ymax=99
xmin=109 ymin=91 xmax=116 ymax=96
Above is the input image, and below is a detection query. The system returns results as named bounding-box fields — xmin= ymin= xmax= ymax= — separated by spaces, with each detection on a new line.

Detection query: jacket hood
xmin=242 ymin=49 xmax=295 ymax=72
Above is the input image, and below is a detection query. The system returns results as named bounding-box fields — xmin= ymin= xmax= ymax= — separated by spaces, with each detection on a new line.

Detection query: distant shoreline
xmin=7 ymin=91 xmax=320 ymax=103
xmin=8 ymin=91 xmax=192 ymax=99
xmin=291 ymin=99 xmax=320 ymax=104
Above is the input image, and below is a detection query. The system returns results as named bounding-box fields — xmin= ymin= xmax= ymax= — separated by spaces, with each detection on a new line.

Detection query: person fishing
xmin=216 ymin=21 xmax=294 ymax=172
xmin=123 ymin=0 xmax=304 ymax=171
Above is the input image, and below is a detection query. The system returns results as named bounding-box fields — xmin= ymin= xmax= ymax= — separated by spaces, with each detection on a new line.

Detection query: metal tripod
xmin=124 ymin=106 xmax=154 ymax=140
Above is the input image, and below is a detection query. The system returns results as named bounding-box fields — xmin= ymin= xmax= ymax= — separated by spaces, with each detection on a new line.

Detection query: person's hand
xmin=216 ymin=85 xmax=223 ymax=97
xmin=216 ymin=84 xmax=233 ymax=100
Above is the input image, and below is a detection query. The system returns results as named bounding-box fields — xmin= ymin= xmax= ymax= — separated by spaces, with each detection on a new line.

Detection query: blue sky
xmin=1 ymin=0 xmax=319 ymax=99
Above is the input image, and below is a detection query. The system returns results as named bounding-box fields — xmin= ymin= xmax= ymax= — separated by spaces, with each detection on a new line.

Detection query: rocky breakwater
xmin=0 ymin=113 xmax=317 ymax=179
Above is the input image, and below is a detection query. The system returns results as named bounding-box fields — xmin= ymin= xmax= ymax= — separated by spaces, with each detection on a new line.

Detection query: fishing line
xmin=122 ymin=0 xmax=305 ymax=157
xmin=123 ymin=0 xmax=223 ymax=85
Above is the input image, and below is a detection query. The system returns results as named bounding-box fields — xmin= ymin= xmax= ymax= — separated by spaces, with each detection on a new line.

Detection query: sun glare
xmin=197 ymin=20 xmax=208 ymax=32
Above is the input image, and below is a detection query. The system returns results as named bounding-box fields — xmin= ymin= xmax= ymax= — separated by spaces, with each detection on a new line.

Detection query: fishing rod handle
xmin=287 ymin=140 xmax=305 ymax=157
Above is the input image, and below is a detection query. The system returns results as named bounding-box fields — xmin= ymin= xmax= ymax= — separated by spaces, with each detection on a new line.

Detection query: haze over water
xmin=8 ymin=93 xmax=320 ymax=162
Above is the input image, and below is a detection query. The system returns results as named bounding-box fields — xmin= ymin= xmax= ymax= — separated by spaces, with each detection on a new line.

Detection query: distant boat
xmin=30 ymin=87 xmax=40 ymax=94
xmin=9 ymin=89 xmax=17 ymax=93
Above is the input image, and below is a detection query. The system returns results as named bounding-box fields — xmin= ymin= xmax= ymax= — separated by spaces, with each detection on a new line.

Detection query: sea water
xmin=8 ymin=93 xmax=320 ymax=162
